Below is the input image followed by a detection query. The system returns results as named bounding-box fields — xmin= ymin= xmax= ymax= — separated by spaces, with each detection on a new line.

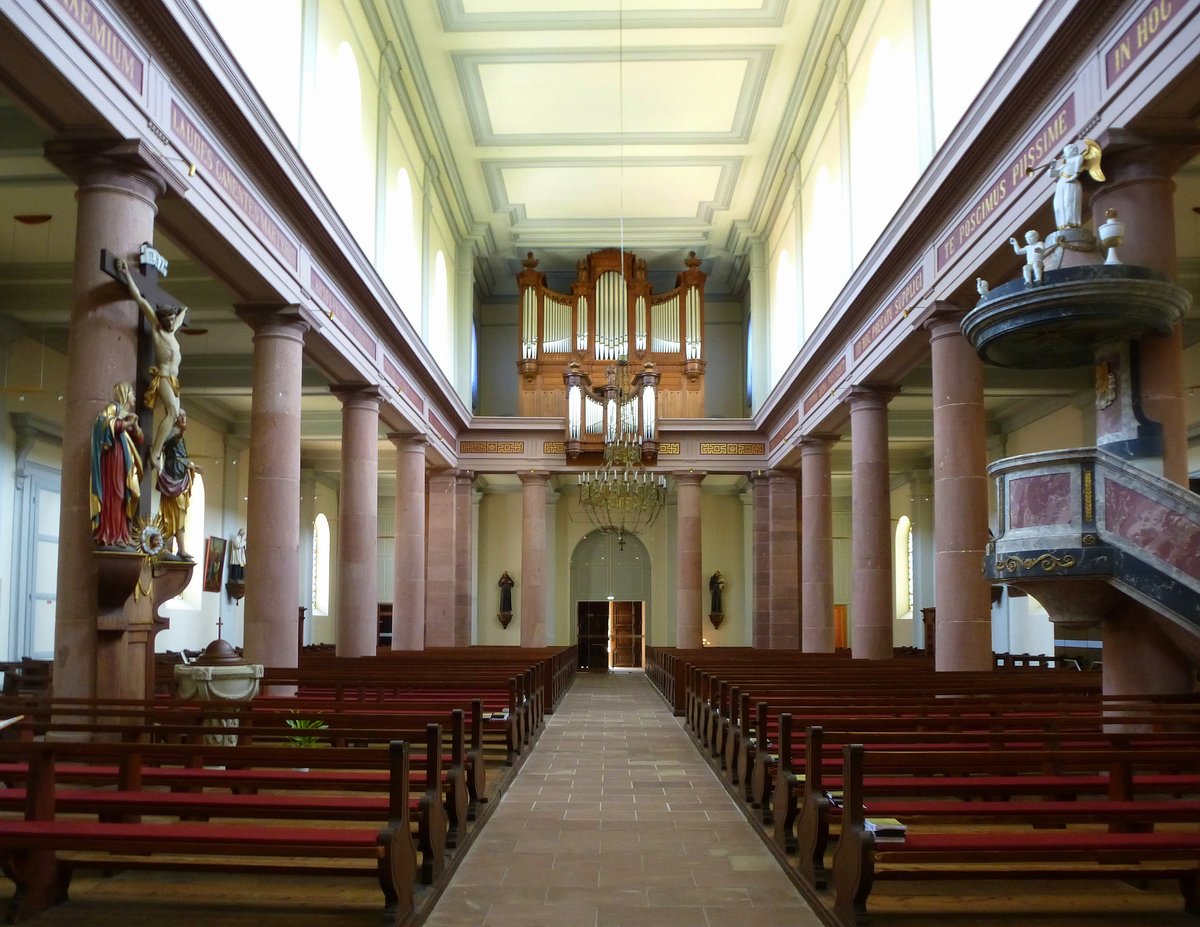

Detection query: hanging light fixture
xmin=578 ymin=357 xmax=668 ymax=549
xmin=574 ymin=0 xmax=669 ymax=549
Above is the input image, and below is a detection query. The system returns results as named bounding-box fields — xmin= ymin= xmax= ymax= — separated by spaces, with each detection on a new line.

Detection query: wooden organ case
xmin=516 ymin=248 xmax=707 ymax=459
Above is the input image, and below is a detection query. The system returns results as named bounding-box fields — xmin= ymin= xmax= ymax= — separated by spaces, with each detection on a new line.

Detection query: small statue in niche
xmin=709 ymin=571 xmax=726 ymax=615
xmin=228 ymin=527 xmax=247 ymax=582
xmin=498 ymin=571 xmax=515 ymax=628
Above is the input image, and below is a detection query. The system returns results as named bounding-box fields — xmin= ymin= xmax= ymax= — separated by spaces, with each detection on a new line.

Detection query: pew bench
xmin=826 ymin=742 xmax=1200 ymax=927
xmin=0 ymin=740 xmax=421 ymax=925
xmin=0 ymin=728 xmax=451 ymax=882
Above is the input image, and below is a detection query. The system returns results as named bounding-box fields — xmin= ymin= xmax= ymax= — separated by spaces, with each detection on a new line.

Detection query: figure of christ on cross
xmin=114 ymin=257 xmax=188 ymax=471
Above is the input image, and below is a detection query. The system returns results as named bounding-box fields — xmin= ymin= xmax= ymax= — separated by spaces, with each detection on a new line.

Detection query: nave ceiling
xmin=0 ymin=1 xmax=1198 ymax=495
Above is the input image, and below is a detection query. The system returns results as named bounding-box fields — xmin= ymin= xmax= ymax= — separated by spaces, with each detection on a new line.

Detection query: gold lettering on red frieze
xmin=170 ymin=103 xmax=299 ymax=269
xmin=938 ymin=97 xmax=1075 ymax=270
xmin=1107 ymin=0 xmax=1181 ymax=84
xmin=57 ymin=0 xmax=144 ymax=90
xmin=854 ymin=266 xmax=924 ymax=360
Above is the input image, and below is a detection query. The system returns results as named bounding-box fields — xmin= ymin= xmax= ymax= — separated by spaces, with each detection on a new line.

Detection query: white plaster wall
xmin=1004 ymin=403 xmax=1087 ymax=457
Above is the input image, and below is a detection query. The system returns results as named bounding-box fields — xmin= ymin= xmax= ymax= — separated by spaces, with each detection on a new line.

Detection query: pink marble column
xmin=425 ymin=470 xmax=457 ymax=647
xmin=675 ymin=472 xmax=705 ymax=648
xmin=767 ymin=471 xmax=800 ymax=649
xmin=236 ymin=306 xmax=310 ymax=670
xmin=1090 ymin=145 xmax=1190 ymax=486
xmin=1090 ymin=144 xmax=1195 ymax=698
xmin=455 ymin=471 xmax=475 ymax=646
xmin=389 ymin=433 xmax=427 ymax=650
xmin=56 ymin=157 xmax=165 ymax=700
xmin=519 ymin=471 xmax=549 ymax=647
xmin=751 ymin=473 xmax=770 ymax=649
xmin=332 ymin=386 xmax=380 ymax=657
xmin=927 ymin=307 xmax=992 ymax=671
xmin=800 ymin=437 xmax=836 ymax=652
xmin=848 ymin=386 xmax=897 ymax=659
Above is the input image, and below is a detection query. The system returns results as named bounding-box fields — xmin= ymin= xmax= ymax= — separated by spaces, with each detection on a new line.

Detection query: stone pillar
xmin=519 ymin=471 xmax=549 ymax=647
xmin=426 ymin=470 xmax=457 ymax=647
xmin=751 ymin=473 xmax=771 ymax=648
xmin=390 ymin=434 xmax=427 ymax=650
xmin=455 ymin=470 xmax=475 ymax=646
xmin=675 ymin=473 xmax=705 ymax=648
xmin=332 ymin=386 xmax=380 ymax=657
xmin=927 ymin=308 xmax=992 ymax=671
xmin=1090 ymin=145 xmax=1190 ymax=486
xmin=1091 ymin=142 xmax=1197 ymax=699
xmin=55 ymin=157 xmax=165 ymax=700
xmin=800 ymin=437 xmax=836 ymax=652
xmin=237 ymin=306 xmax=310 ymax=670
xmin=767 ymin=471 xmax=800 ymax=649
xmin=848 ymin=386 xmax=897 ymax=659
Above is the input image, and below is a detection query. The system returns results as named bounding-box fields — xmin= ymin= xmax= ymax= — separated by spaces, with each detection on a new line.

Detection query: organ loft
xmin=515 ymin=249 xmax=707 ymax=460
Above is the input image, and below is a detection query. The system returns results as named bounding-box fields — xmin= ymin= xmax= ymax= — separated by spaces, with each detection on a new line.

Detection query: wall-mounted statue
xmin=156 ymin=410 xmax=202 ymax=559
xmin=115 ymin=257 xmax=188 ymax=471
xmin=228 ymin=527 xmax=247 ymax=583
xmin=498 ymin=571 xmax=515 ymax=628
xmin=90 ymin=382 xmax=143 ymax=548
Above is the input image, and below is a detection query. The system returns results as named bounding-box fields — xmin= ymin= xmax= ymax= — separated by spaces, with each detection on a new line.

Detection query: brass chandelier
xmin=577 ymin=357 xmax=668 ymax=548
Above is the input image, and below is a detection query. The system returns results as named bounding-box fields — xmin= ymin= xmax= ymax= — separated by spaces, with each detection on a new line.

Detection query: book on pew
xmin=489 ymin=710 xmax=509 ymax=721
xmin=865 ymin=817 xmax=907 ymax=843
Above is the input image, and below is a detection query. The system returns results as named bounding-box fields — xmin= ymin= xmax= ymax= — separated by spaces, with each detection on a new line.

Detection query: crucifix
xmin=99 ymin=243 xmax=189 ymax=475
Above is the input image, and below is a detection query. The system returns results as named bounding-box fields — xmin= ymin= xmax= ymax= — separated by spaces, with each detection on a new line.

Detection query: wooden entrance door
xmin=577 ymin=602 xmax=610 ymax=671
xmin=611 ymin=602 xmax=643 ymax=668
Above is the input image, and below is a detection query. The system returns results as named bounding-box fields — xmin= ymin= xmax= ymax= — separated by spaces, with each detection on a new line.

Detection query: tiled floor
xmin=423 ymin=669 xmax=824 ymax=927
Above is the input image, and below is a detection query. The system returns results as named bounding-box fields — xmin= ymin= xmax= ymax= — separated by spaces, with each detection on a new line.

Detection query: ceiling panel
xmin=502 ymin=162 xmax=725 ymax=220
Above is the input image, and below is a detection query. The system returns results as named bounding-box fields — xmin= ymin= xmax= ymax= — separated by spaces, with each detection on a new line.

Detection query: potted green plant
xmin=284 ymin=715 xmax=329 ymax=748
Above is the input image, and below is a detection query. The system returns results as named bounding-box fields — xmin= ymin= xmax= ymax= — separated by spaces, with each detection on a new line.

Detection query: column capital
xmin=923 ymin=301 xmax=969 ymax=340
xmin=673 ymin=471 xmax=707 ymax=487
xmin=455 ymin=469 xmax=476 ymax=486
xmin=387 ymin=431 xmax=428 ymax=450
xmin=846 ymin=384 xmax=899 ymax=410
xmin=330 ymin=383 xmax=382 ymax=409
xmin=1093 ymin=130 xmax=1199 ymax=180
xmin=45 ymin=138 xmax=176 ymax=199
xmin=235 ymin=303 xmax=312 ymax=339
xmin=797 ymin=433 xmax=838 ymax=455
xmin=518 ymin=469 xmax=551 ymax=486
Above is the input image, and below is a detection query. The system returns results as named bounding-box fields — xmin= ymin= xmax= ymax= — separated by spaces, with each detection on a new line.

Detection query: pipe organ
xmin=516 ymin=249 xmax=707 ymax=441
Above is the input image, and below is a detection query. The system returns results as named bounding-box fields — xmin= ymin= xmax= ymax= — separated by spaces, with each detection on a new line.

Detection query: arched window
xmin=310 ymin=41 xmax=373 ymax=247
xmin=850 ymin=35 xmax=920 ymax=259
xmin=385 ymin=167 xmax=419 ymax=324
xmin=772 ymin=249 xmax=798 ymax=382
xmin=312 ymin=513 xmax=331 ymax=616
xmin=430 ymin=250 xmax=451 ymax=371
xmin=894 ymin=515 xmax=914 ymax=621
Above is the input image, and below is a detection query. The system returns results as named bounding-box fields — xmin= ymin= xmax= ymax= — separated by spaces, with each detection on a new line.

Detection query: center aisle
xmin=424 ymin=670 xmax=824 ymax=927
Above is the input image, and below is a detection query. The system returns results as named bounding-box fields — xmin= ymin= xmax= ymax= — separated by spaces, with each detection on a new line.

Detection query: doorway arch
xmin=570 ymin=530 xmax=651 ymax=670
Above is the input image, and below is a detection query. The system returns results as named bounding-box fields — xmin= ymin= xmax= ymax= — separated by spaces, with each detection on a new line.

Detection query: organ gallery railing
xmin=515 ymin=248 xmax=706 ymax=435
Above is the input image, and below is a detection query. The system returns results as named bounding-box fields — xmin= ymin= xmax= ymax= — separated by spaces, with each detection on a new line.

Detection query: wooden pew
xmin=829 ymin=741 xmax=1200 ymax=927
xmin=0 ymin=737 xmax=421 ymax=924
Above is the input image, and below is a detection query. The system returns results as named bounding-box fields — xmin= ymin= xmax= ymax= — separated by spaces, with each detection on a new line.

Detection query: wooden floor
xmin=4 ymin=671 xmax=1198 ymax=926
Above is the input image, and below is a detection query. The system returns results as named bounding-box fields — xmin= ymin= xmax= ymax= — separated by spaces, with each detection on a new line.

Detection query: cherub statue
xmin=1010 ymin=230 xmax=1046 ymax=285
